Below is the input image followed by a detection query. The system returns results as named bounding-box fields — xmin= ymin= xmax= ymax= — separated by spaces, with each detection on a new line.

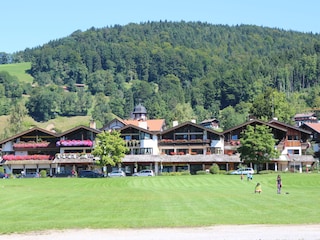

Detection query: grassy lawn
xmin=1 ymin=173 xmax=319 ymax=234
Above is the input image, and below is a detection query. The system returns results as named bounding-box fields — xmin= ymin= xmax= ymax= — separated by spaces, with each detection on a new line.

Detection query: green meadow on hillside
xmin=0 ymin=115 xmax=92 ymax=136
xmin=0 ymin=62 xmax=33 ymax=83
xmin=0 ymin=62 xmax=94 ymax=137
xmin=0 ymin=173 xmax=319 ymax=234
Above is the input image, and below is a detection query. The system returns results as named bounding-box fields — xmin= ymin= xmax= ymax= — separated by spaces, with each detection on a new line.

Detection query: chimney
xmin=138 ymin=121 xmax=148 ymax=130
xmin=90 ymin=120 xmax=96 ymax=129
xmin=173 ymin=120 xmax=178 ymax=127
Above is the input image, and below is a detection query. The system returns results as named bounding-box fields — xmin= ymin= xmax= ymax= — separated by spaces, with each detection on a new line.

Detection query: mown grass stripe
xmin=0 ymin=173 xmax=319 ymax=233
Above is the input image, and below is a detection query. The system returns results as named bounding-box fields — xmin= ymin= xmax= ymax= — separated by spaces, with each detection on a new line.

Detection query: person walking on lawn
xmin=277 ymin=175 xmax=282 ymax=194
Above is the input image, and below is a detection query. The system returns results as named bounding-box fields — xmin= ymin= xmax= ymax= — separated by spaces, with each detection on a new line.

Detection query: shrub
xmin=40 ymin=170 xmax=47 ymax=178
xmin=160 ymin=171 xmax=191 ymax=176
xmin=196 ymin=170 xmax=207 ymax=175
xmin=209 ymin=164 xmax=220 ymax=174
xmin=180 ymin=170 xmax=191 ymax=175
xmin=258 ymin=170 xmax=275 ymax=174
xmin=160 ymin=172 xmax=173 ymax=176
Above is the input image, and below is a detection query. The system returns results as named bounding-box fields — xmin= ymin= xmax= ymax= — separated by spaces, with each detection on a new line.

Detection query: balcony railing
xmin=55 ymin=153 xmax=94 ymax=159
xmin=284 ymin=140 xmax=301 ymax=147
xmin=159 ymin=139 xmax=210 ymax=145
xmin=125 ymin=140 xmax=140 ymax=147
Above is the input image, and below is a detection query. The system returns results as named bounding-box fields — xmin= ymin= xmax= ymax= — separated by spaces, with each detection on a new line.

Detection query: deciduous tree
xmin=92 ymin=130 xmax=128 ymax=175
xmin=250 ymin=88 xmax=294 ymax=123
xmin=238 ymin=125 xmax=279 ymax=171
xmin=8 ymin=101 xmax=28 ymax=134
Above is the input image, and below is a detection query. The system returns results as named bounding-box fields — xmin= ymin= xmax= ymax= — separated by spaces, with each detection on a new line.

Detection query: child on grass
xmin=254 ymin=183 xmax=262 ymax=194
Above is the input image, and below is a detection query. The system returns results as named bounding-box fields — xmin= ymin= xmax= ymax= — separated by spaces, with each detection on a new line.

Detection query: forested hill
xmin=9 ymin=21 xmax=320 ymax=129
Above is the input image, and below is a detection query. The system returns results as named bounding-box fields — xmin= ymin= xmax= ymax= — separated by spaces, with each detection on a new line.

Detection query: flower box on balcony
xmin=13 ymin=141 xmax=50 ymax=148
xmin=175 ymin=139 xmax=187 ymax=143
xmin=56 ymin=140 xmax=93 ymax=147
xmin=3 ymin=154 xmax=53 ymax=161
xmin=190 ymin=139 xmax=204 ymax=143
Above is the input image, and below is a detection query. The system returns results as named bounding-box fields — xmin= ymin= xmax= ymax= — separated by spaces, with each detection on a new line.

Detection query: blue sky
xmin=1 ymin=0 xmax=319 ymax=53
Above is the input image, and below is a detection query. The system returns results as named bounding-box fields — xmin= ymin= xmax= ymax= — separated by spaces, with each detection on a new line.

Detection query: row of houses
xmin=0 ymin=104 xmax=319 ymax=176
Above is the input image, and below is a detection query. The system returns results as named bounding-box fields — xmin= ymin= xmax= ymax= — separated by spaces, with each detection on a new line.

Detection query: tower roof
xmin=133 ymin=103 xmax=147 ymax=114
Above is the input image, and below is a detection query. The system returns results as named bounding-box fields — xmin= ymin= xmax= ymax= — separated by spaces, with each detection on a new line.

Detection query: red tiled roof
xmin=123 ymin=119 xmax=165 ymax=132
xmin=303 ymin=122 xmax=320 ymax=133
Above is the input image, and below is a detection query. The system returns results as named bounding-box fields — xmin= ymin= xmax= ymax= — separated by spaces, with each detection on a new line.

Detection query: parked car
xmin=78 ymin=170 xmax=104 ymax=178
xmin=53 ymin=172 xmax=73 ymax=178
xmin=133 ymin=169 xmax=155 ymax=177
xmin=231 ymin=168 xmax=254 ymax=175
xmin=0 ymin=172 xmax=6 ymax=178
xmin=108 ymin=170 xmax=126 ymax=177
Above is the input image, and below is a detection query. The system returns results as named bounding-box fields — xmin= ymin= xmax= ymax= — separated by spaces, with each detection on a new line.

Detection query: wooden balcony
xmin=159 ymin=139 xmax=210 ymax=145
xmin=224 ymin=140 xmax=241 ymax=150
xmin=284 ymin=140 xmax=301 ymax=147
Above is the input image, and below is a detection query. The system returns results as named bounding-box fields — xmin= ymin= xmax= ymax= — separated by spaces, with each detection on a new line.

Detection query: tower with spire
xmin=132 ymin=101 xmax=147 ymax=121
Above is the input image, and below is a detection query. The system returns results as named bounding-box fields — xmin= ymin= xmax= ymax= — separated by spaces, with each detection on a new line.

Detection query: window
xmin=175 ymin=134 xmax=188 ymax=140
xmin=231 ymin=135 xmax=238 ymax=140
xmin=288 ymin=149 xmax=300 ymax=155
xmin=288 ymin=135 xmax=299 ymax=140
xmin=125 ymin=136 xmax=131 ymax=140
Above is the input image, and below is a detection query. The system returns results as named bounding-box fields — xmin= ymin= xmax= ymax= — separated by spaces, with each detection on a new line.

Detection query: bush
xmin=40 ymin=170 xmax=47 ymax=178
xmin=209 ymin=164 xmax=220 ymax=174
xmin=180 ymin=170 xmax=191 ymax=175
xmin=196 ymin=170 xmax=207 ymax=175
xmin=219 ymin=170 xmax=227 ymax=175
xmin=160 ymin=172 xmax=176 ymax=176
xmin=160 ymin=171 xmax=191 ymax=176
xmin=258 ymin=170 xmax=275 ymax=174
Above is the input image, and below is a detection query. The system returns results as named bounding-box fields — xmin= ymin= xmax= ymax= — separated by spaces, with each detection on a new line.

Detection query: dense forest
xmin=2 ymin=21 xmax=320 ymax=134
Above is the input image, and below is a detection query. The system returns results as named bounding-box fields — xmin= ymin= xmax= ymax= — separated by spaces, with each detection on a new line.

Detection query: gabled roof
xmin=222 ymin=119 xmax=287 ymax=135
xmin=57 ymin=125 xmax=101 ymax=137
xmin=123 ymin=119 xmax=166 ymax=132
xmin=200 ymin=118 xmax=219 ymax=124
xmin=294 ymin=112 xmax=316 ymax=118
xmin=268 ymin=119 xmax=312 ymax=134
xmin=301 ymin=122 xmax=320 ymax=134
xmin=159 ymin=121 xmax=222 ymax=136
xmin=101 ymin=117 xmax=165 ymax=132
xmin=0 ymin=127 xmax=58 ymax=145
xmin=118 ymin=124 xmax=155 ymax=135
xmin=101 ymin=117 xmax=126 ymax=130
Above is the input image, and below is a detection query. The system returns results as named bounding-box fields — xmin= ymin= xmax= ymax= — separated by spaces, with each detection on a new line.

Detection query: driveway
xmin=1 ymin=225 xmax=319 ymax=240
